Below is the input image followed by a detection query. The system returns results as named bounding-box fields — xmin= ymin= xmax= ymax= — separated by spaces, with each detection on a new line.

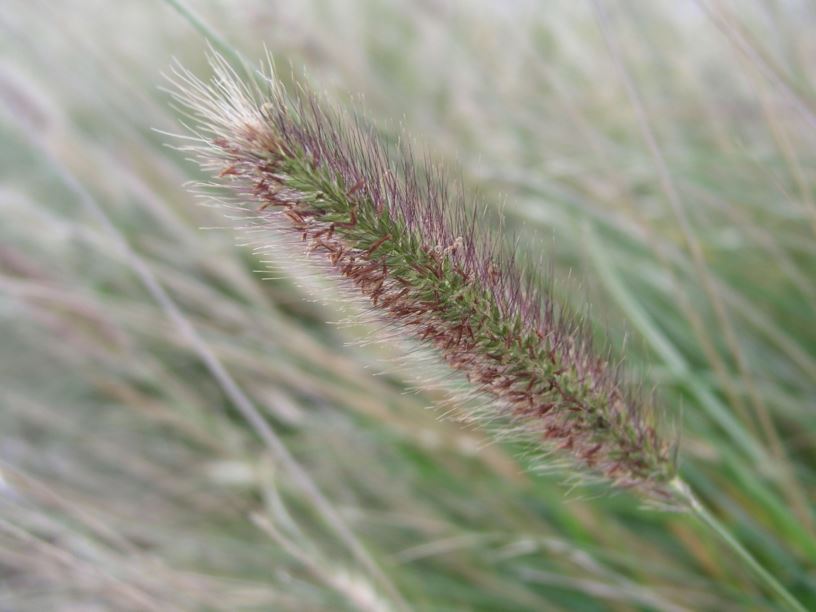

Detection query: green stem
xmin=161 ymin=0 xmax=249 ymax=72
xmin=670 ymin=478 xmax=805 ymax=612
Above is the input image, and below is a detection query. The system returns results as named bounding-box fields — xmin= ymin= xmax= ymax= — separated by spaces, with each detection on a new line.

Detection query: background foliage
xmin=1 ymin=1 xmax=814 ymax=609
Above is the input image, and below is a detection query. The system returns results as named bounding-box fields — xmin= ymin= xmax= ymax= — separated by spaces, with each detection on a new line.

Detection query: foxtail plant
xmin=167 ymin=54 xmax=676 ymax=501
xmin=166 ymin=53 xmax=804 ymax=611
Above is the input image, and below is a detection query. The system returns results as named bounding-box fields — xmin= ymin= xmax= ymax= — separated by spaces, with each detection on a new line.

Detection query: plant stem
xmin=161 ymin=0 xmax=249 ymax=72
xmin=670 ymin=478 xmax=805 ymax=612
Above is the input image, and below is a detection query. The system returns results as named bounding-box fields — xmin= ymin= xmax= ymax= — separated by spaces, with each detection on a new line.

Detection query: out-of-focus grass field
xmin=1 ymin=1 xmax=814 ymax=610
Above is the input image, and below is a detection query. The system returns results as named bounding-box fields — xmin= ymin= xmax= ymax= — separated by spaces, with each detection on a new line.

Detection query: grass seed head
xmin=167 ymin=54 xmax=679 ymax=503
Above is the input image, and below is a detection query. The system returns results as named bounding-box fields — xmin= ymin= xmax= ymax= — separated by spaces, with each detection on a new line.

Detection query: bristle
xmin=167 ymin=55 xmax=678 ymax=501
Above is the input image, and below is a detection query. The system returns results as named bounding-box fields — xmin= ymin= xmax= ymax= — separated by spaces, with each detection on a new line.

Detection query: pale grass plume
xmin=165 ymin=52 xmax=679 ymax=503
